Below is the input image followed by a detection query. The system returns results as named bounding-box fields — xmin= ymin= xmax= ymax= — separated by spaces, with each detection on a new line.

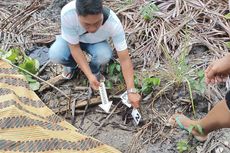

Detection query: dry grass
xmin=0 ymin=0 xmax=59 ymax=51
xmin=1 ymin=0 xmax=229 ymax=62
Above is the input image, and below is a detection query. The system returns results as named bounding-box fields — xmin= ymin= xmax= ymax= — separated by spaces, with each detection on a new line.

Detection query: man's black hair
xmin=76 ymin=0 xmax=103 ymax=16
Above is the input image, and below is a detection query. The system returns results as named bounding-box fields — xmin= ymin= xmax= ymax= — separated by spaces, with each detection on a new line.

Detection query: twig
xmin=80 ymin=87 xmax=92 ymax=128
xmin=36 ymin=59 xmax=50 ymax=75
xmin=71 ymin=98 xmax=77 ymax=125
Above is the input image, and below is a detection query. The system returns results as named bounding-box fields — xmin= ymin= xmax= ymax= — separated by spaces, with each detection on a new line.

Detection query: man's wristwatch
xmin=127 ymin=88 xmax=139 ymax=94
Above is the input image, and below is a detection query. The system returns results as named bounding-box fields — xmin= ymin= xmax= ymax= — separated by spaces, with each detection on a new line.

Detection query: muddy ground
xmin=33 ymin=0 xmax=230 ymax=153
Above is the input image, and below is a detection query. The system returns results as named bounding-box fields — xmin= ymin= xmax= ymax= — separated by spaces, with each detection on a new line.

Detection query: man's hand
xmin=88 ymin=74 xmax=100 ymax=90
xmin=205 ymin=54 xmax=230 ymax=84
xmin=128 ymin=93 xmax=141 ymax=108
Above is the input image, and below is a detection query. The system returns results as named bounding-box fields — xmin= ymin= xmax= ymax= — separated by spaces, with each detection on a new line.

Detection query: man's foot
xmin=62 ymin=66 xmax=77 ymax=80
xmin=169 ymin=113 xmax=208 ymax=142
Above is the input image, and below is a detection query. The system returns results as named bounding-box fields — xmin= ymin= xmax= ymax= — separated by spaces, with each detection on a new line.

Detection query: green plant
xmin=2 ymin=48 xmax=20 ymax=64
xmin=19 ymin=56 xmax=39 ymax=74
xmin=140 ymin=3 xmax=159 ymax=21
xmin=158 ymin=41 xmax=190 ymax=88
xmin=224 ymin=41 xmax=230 ymax=48
xmin=141 ymin=77 xmax=161 ymax=95
xmin=177 ymin=124 xmax=204 ymax=153
xmin=25 ymin=74 xmax=40 ymax=91
xmin=0 ymin=48 xmax=40 ymax=90
xmin=189 ymin=70 xmax=206 ymax=95
xmin=159 ymin=42 xmax=194 ymax=98
xmin=134 ymin=74 xmax=140 ymax=88
xmin=224 ymin=13 xmax=230 ymax=19
xmin=177 ymin=140 xmax=190 ymax=153
xmin=156 ymin=31 xmax=201 ymax=116
xmin=105 ymin=61 xmax=124 ymax=89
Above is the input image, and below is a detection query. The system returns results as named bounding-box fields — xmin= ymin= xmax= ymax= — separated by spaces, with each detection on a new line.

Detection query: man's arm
xmin=117 ymin=49 xmax=141 ymax=108
xmin=69 ymin=44 xmax=100 ymax=90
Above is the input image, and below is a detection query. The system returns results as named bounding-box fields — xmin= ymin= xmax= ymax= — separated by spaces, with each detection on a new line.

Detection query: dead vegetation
xmin=1 ymin=0 xmax=230 ymax=153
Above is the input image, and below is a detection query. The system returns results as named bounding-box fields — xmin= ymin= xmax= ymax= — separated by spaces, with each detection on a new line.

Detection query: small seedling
xmin=140 ymin=3 xmax=159 ymax=21
xmin=225 ymin=41 xmax=230 ymax=48
xmin=224 ymin=13 xmax=230 ymax=19
xmin=189 ymin=70 xmax=206 ymax=95
xmin=141 ymin=77 xmax=161 ymax=95
xmin=177 ymin=124 xmax=204 ymax=153
xmin=106 ymin=61 xmax=124 ymax=87
xmin=177 ymin=140 xmax=190 ymax=153
xmin=157 ymin=31 xmax=201 ymax=116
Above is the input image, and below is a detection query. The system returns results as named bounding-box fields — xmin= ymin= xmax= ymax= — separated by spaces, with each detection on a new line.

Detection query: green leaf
xmin=0 ymin=49 xmax=6 ymax=53
xmin=34 ymin=59 xmax=40 ymax=70
xmin=152 ymin=78 xmax=161 ymax=86
xmin=143 ymin=15 xmax=151 ymax=21
xmin=188 ymin=69 xmax=206 ymax=95
xmin=109 ymin=63 xmax=116 ymax=76
xmin=29 ymin=81 xmax=40 ymax=91
xmin=140 ymin=3 xmax=159 ymax=21
xmin=25 ymin=74 xmax=40 ymax=91
xmin=141 ymin=77 xmax=160 ymax=95
xmin=3 ymin=48 xmax=20 ymax=64
xmin=141 ymin=83 xmax=152 ymax=95
xmin=143 ymin=77 xmax=161 ymax=86
xmin=134 ymin=75 xmax=140 ymax=88
xmin=116 ymin=64 xmax=121 ymax=72
xmin=225 ymin=42 xmax=230 ymax=48
xmin=197 ymin=70 xmax=204 ymax=78
xmin=118 ymin=73 xmax=124 ymax=82
xmin=177 ymin=140 xmax=189 ymax=153
xmin=105 ymin=80 xmax=113 ymax=89
xmin=224 ymin=13 xmax=230 ymax=19
xmin=19 ymin=57 xmax=39 ymax=74
xmin=25 ymin=74 xmax=36 ymax=83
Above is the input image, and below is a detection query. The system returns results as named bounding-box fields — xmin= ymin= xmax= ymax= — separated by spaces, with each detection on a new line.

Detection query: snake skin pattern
xmin=0 ymin=60 xmax=120 ymax=153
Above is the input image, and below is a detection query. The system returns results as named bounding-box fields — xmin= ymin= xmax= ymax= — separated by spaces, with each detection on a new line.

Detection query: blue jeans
xmin=49 ymin=36 xmax=113 ymax=74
